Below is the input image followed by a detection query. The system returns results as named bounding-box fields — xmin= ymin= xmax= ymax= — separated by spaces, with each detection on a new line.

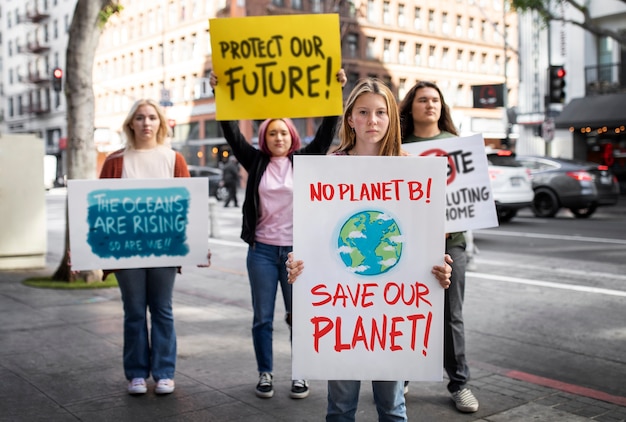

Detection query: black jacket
xmin=220 ymin=116 xmax=339 ymax=245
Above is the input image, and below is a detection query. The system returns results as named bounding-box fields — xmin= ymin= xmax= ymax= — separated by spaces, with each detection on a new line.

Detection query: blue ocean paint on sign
xmin=86 ymin=187 xmax=190 ymax=259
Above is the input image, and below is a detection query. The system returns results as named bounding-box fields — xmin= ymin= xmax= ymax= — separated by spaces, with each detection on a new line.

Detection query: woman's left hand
xmin=432 ymin=254 xmax=453 ymax=289
xmin=337 ymin=69 xmax=348 ymax=87
xmin=286 ymin=252 xmax=304 ymax=284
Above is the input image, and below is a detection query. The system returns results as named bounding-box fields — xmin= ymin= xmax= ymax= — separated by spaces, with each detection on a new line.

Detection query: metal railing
xmin=585 ymin=62 xmax=626 ymax=95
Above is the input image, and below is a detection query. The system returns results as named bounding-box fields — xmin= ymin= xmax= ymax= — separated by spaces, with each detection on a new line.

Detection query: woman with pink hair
xmin=209 ymin=69 xmax=347 ymax=400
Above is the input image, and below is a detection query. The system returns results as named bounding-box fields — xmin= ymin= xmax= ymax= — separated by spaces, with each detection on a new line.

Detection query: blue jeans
xmin=247 ymin=242 xmax=293 ymax=373
xmin=116 ymin=267 xmax=177 ymax=381
xmin=326 ymin=380 xmax=407 ymax=422
xmin=444 ymin=245 xmax=470 ymax=393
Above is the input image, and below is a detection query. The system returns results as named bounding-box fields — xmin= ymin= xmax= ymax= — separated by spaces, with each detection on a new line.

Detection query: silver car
xmin=516 ymin=155 xmax=620 ymax=218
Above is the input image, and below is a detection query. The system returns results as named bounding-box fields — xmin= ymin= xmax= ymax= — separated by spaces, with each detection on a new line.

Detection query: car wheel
xmin=216 ymin=186 xmax=228 ymax=201
xmin=532 ymin=188 xmax=560 ymax=218
xmin=570 ymin=204 xmax=597 ymax=219
xmin=497 ymin=208 xmax=517 ymax=223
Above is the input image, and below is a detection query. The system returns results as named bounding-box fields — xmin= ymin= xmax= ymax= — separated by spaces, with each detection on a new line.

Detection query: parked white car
xmin=486 ymin=148 xmax=534 ymax=222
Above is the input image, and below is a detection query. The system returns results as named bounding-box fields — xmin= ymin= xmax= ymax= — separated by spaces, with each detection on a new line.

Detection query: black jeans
xmin=444 ymin=244 xmax=470 ymax=393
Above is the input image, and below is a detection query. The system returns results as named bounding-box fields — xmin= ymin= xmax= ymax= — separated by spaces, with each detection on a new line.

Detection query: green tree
xmin=52 ymin=0 xmax=122 ymax=282
xmin=510 ymin=0 xmax=626 ymax=45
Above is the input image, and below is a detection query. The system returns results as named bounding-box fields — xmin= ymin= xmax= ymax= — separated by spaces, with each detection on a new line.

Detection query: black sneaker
xmin=290 ymin=379 xmax=309 ymax=399
xmin=256 ymin=372 xmax=274 ymax=398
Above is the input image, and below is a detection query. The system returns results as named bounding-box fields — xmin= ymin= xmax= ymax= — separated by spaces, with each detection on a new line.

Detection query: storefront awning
xmin=554 ymin=93 xmax=626 ymax=129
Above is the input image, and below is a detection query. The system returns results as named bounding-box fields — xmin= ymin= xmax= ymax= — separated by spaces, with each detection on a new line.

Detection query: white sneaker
xmin=290 ymin=379 xmax=309 ymax=399
xmin=155 ymin=378 xmax=175 ymax=395
xmin=451 ymin=388 xmax=479 ymax=413
xmin=127 ymin=378 xmax=147 ymax=395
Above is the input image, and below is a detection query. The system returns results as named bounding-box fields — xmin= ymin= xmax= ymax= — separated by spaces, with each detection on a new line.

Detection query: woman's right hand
xmin=209 ymin=71 xmax=217 ymax=89
xmin=286 ymin=252 xmax=304 ymax=284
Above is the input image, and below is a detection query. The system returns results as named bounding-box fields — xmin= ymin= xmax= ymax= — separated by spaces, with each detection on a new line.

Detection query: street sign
xmin=160 ymin=89 xmax=173 ymax=107
xmin=542 ymin=118 xmax=555 ymax=142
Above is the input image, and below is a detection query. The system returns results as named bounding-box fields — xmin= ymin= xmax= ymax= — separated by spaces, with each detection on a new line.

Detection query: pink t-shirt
xmin=255 ymin=156 xmax=293 ymax=246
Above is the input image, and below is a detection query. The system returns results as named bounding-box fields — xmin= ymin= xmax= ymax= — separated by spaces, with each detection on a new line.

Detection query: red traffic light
xmin=53 ymin=68 xmax=63 ymax=79
xmin=556 ymin=68 xmax=566 ymax=78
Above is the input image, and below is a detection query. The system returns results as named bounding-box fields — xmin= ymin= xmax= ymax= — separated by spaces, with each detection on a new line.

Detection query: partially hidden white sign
xmin=402 ymin=134 xmax=499 ymax=232
xmin=68 ymin=178 xmax=209 ymax=271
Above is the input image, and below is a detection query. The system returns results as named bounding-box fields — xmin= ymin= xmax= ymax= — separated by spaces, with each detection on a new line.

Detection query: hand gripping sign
xmin=209 ymin=14 xmax=343 ymax=120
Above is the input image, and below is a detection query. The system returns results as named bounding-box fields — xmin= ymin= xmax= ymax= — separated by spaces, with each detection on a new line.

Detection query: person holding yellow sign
xmin=209 ymin=69 xmax=346 ymax=400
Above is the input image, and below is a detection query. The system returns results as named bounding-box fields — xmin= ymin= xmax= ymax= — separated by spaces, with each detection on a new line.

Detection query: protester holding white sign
xmin=99 ymin=99 xmax=196 ymax=396
xmin=399 ymin=81 xmax=479 ymax=413
xmin=288 ymin=78 xmax=452 ymax=422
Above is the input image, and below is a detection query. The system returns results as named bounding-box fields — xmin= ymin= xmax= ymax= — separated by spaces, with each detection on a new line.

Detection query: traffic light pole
xmin=545 ymin=17 xmax=552 ymax=156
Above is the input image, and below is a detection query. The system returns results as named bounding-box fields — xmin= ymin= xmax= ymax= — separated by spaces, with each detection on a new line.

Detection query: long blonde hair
xmin=122 ymin=99 xmax=169 ymax=148
xmin=336 ymin=78 xmax=402 ymax=157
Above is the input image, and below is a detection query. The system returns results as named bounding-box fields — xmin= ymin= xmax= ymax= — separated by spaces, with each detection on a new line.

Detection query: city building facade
xmin=2 ymin=0 xmax=519 ymax=179
xmin=0 ymin=0 xmax=77 ymax=184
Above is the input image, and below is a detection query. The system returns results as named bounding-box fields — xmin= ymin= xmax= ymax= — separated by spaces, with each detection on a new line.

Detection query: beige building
xmin=92 ymin=0 xmax=518 ymax=168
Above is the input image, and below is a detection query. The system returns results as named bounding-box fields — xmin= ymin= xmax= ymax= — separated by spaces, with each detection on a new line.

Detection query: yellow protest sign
xmin=209 ymin=14 xmax=343 ymax=120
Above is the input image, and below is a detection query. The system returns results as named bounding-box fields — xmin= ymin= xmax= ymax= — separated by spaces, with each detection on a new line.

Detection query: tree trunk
xmin=52 ymin=0 xmax=119 ymax=282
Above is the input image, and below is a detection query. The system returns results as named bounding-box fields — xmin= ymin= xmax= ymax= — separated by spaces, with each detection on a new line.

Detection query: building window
xmin=442 ymin=47 xmax=450 ymax=69
xmin=292 ymin=0 xmax=303 ymax=9
xmin=456 ymin=84 xmax=465 ymax=106
xmin=346 ymin=33 xmax=358 ymax=58
xmin=382 ymin=75 xmax=392 ymax=90
xmin=148 ymin=10 xmax=156 ymax=33
xmin=168 ymin=2 xmax=177 ymax=27
xmin=469 ymin=51 xmax=476 ymax=72
xmin=428 ymin=10 xmax=435 ymax=33
xmin=428 ymin=46 xmax=436 ymax=67
xmin=468 ymin=18 xmax=475 ymax=39
xmin=414 ymin=43 xmax=422 ymax=65
xmin=366 ymin=37 xmax=376 ymax=59
xmin=442 ymin=13 xmax=449 ymax=35
xmin=456 ymin=15 xmax=463 ymax=37
xmin=399 ymin=78 xmax=407 ymax=100
xmin=383 ymin=2 xmax=391 ymax=25
xmin=271 ymin=0 xmax=285 ymax=6
xmin=367 ymin=0 xmax=376 ymax=22
xmin=347 ymin=72 xmax=360 ymax=93
xmin=494 ymin=54 xmax=501 ymax=74
xmin=398 ymin=4 xmax=405 ymax=27
xmin=383 ymin=39 xmax=391 ymax=63
xmin=413 ymin=7 xmax=421 ymax=30
xmin=456 ymin=49 xmax=464 ymax=71
xmin=481 ymin=20 xmax=487 ymax=41
xmin=481 ymin=53 xmax=487 ymax=73
xmin=398 ymin=41 xmax=406 ymax=65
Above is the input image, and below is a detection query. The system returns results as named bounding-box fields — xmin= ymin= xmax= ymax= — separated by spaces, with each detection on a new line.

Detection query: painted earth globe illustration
xmin=337 ymin=210 xmax=403 ymax=276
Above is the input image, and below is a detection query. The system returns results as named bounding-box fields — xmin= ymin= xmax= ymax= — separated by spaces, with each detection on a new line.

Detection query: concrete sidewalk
xmin=2 ymin=262 xmax=626 ymax=422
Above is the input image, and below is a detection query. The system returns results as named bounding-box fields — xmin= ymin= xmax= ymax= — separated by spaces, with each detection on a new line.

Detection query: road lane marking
xmin=476 ymin=229 xmax=626 ymax=245
xmin=468 ymin=272 xmax=626 ymax=297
